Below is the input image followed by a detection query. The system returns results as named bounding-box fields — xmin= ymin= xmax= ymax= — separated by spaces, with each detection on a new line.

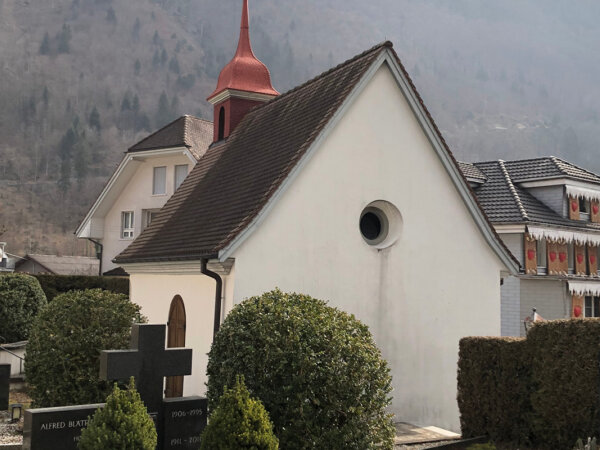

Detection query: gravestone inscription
xmin=0 ymin=364 xmax=10 ymax=410
xmin=162 ymin=397 xmax=207 ymax=450
xmin=22 ymin=404 xmax=103 ymax=450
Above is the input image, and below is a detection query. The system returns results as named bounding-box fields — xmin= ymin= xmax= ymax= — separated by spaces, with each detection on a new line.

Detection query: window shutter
xmin=569 ymin=196 xmax=580 ymax=220
xmin=547 ymin=241 xmax=559 ymax=275
xmin=572 ymin=295 xmax=584 ymax=318
xmin=557 ymin=242 xmax=568 ymax=275
xmin=588 ymin=244 xmax=598 ymax=276
xmin=592 ymin=200 xmax=600 ymax=223
xmin=524 ymin=234 xmax=537 ymax=275
xmin=575 ymin=244 xmax=587 ymax=275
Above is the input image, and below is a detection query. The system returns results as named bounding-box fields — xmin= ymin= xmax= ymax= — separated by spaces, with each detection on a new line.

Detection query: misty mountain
xmin=1 ymin=0 xmax=599 ymax=255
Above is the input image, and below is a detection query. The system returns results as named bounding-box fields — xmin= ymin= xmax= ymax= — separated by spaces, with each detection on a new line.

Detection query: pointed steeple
xmin=207 ymin=0 xmax=279 ymax=142
xmin=208 ymin=0 xmax=278 ymax=101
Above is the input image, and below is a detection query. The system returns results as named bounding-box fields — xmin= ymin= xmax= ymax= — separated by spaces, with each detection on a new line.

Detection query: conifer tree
xmin=88 ymin=107 xmax=101 ymax=133
xmin=57 ymin=24 xmax=72 ymax=54
xmin=200 ymin=377 xmax=278 ymax=450
xmin=78 ymin=378 xmax=157 ymax=450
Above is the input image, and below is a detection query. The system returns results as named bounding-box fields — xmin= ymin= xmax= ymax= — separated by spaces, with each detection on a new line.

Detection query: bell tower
xmin=207 ymin=0 xmax=279 ymax=142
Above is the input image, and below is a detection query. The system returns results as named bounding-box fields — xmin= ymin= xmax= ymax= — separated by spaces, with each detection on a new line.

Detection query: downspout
xmin=201 ymin=259 xmax=223 ymax=339
xmin=87 ymin=239 xmax=103 ymax=276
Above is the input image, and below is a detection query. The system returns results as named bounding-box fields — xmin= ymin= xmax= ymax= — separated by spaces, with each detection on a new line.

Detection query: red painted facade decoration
xmin=574 ymin=305 xmax=582 ymax=318
xmin=577 ymin=253 xmax=584 ymax=264
xmin=549 ymin=251 xmax=557 ymax=262
xmin=571 ymin=200 xmax=578 ymax=212
xmin=559 ymin=252 xmax=567 ymax=263
xmin=527 ymin=249 xmax=535 ymax=261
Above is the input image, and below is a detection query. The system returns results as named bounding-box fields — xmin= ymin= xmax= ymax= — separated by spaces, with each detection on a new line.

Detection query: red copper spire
xmin=207 ymin=0 xmax=279 ymax=100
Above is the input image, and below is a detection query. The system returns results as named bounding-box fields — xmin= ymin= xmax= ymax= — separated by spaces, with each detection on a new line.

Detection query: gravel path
xmin=0 ymin=411 xmax=22 ymax=445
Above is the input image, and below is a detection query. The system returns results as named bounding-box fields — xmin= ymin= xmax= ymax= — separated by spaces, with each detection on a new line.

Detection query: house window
xmin=585 ymin=296 xmax=600 ymax=317
xmin=121 ymin=211 xmax=134 ymax=239
xmin=142 ymin=209 xmax=160 ymax=230
xmin=537 ymin=239 xmax=547 ymax=273
xmin=153 ymin=166 xmax=167 ymax=195
xmin=580 ymin=198 xmax=590 ymax=221
xmin=174 ymin=164 xmax=189 ymax=190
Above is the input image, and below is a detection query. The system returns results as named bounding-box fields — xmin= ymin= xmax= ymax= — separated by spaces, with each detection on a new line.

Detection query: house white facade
xmin=114 ymin=30 xmax=518 ymax=430
xmin=76 ymin=117 xmax=212 ymax=274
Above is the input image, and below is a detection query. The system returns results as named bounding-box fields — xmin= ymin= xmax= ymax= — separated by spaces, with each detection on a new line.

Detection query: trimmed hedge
xmin=458 ymin=319 xmax=600 ymax=449
xmin=458 ymin=337 xmax=531 ymax=444
xmin=0 ymin=273 xmax=47 ymax=342
xmin=33 ymin=274 xmax=128 ymax=301
xmin=207 ymin=289 xmax=395 ymax=450
xmin=25 ymin=289 xmax=144 ymax=407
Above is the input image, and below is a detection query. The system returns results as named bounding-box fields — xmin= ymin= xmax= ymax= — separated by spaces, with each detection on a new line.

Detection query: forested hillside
xmin=1 ymin=0 xmax=599 ymax=255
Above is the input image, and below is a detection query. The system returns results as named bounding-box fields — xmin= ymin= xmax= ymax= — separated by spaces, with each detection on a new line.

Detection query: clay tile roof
xmin=128 ymin=115 xmax=213 ymax=161
xmin=458 ymin=161 xmax=487 ymax=183
xmin=465 ymin=160 xmax=600 ymax=231
xmin=503 ymin=156 xmax=600 ymax=184
xmin=115 ymin=42 xmax=391 ymax=263
xmin=16 ymin=254 xmax=99 ymax=276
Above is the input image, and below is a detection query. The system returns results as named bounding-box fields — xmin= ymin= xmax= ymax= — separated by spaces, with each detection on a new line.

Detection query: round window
xmin=359 ymin=201 xmax=402 ymax=249
xmin=360 ymin=209 xmax=388 ymax=245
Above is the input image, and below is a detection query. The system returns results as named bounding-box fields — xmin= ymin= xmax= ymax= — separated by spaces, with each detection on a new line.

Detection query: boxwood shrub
xmin=206 ymin=289 xmax=395 ymax=450
xmin=25 ymin=289 xmax=144 ymax=407
xmin=458 ymin=319 xmax=600 ymax=448
xmin=0 ymin=273 xmax=47 ymax=342
xmin=33 ymin=274 xmax=128 ymax=301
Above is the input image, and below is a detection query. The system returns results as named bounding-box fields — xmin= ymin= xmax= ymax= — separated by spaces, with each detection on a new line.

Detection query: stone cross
xmin=99 ymin=324 xmax=192 ymax=415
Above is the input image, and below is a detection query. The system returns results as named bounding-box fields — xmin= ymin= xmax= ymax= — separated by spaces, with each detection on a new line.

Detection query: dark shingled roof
xmin=128 ymin=115 xmax=213 ymax=160
xmin=115 ymin=42 xmax=517 ymax=266
xmin=503 ymin=156 xmax=600 ymax=184
xmin=458 ymin=162 xmax=487 ymax=183
xmin=465 ymin=160 xmax=600 ymax=232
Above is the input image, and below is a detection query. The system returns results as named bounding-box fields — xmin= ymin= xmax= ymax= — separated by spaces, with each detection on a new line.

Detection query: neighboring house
xmin=0 ymin=242 xmax=15 ymax=272
xmin=75 ymin=115 xmax=213 ymax=274
xmin=14 ymin=254 xmax=100 ymax=276
xmin=460 ymin=158 xmax=600 ymax=336
xmin=97 ymin=0 xmax=519 ymax=430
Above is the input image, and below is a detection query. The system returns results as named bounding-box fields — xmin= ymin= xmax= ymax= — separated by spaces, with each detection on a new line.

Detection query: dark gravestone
xmin=0 ymin=364 xmax=9 ymax=411
xmin=162 ymin=397 xmax=207 ymax=449
xmin=100 ymin=324 xmax=192 ymax=416
xmin=22 ymin=403 xmax=103 ymax=450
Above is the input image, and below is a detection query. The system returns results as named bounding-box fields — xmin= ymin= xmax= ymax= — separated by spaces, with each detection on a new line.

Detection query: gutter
xmin=88 ymin=239 xmax=103 ymax=276
xmin=201 ymin=259 xmax=223 ymax=339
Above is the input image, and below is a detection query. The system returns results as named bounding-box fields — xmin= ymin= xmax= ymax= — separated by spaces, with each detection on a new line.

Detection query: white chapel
xmin=79 ymin=0 xmax=519 ymax=430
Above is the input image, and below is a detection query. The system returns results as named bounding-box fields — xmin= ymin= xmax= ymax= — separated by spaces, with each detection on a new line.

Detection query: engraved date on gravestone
xmin=162 ymin=397 xmax=207 ymax=450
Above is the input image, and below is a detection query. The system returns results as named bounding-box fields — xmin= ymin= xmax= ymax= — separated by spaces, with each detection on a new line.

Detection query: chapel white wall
xmin=102 ymin=154 xmax=191 ymax=272
xmin=230 ymin=64 xmax=506 ymax=431
xmin=129 ymin=273 xmax=221 ymax=397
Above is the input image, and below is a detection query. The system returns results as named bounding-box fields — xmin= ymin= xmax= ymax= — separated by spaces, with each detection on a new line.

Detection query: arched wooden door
xmin=165 ymin=295 xmax=186 ymax=398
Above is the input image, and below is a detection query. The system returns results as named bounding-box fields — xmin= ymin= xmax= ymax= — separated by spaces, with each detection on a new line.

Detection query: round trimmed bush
xmin=25 ymin=289 xmax=144 ymax=407
xmin=0 ymin=273 xmax=47 ymax=342
xmin=206 ymin=289 xmax=395 ymax=450
xmin=78 ymin=378 xmax=157 ymax=450
xmin=200 ymin=376 xmax=278 ymax=450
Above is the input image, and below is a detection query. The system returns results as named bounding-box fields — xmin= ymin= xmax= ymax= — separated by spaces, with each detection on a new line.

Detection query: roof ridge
xmin=257 ymin=41 xmax=392 ymax=109
xmin=499 ymin=159 xmax=529 ymax=221
xmin=183 ymin=115 xmax=190 ymax=145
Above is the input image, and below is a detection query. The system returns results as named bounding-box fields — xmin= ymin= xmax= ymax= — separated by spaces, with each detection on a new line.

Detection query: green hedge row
xmin=458 ymin=320 xmax=600 ymax=449
xmin=33 ymin=274 xmax=129 ymax=301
